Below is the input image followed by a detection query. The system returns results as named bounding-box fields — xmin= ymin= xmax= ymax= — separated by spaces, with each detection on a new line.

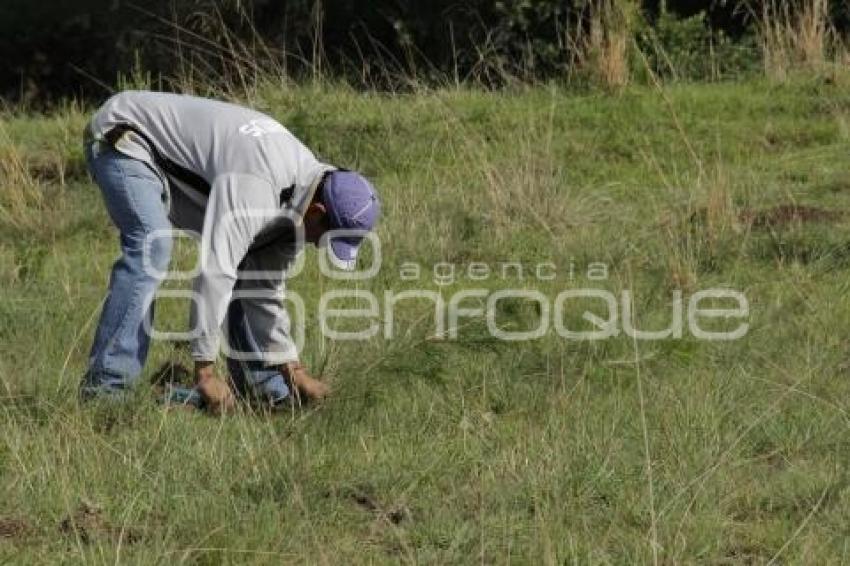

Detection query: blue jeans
xmin=82 ymin=144 xmax=290 ymax=404
xmin=225 ymin=293 xmax=291 ymax=405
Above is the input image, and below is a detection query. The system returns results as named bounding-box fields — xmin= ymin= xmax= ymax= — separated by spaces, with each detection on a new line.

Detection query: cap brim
xmin=327 ymin=236 xmax=361 ymax=271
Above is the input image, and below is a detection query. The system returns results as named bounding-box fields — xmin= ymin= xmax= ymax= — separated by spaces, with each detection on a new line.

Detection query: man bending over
xmin=81 ymin=91 xmax=380 ymax=411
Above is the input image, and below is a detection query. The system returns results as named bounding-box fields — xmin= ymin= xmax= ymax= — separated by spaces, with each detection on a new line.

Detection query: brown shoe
xmin=197 ymin=376 xmax=236 ymax=415
xmin=283 ymin=362 xmax=330 ymax=403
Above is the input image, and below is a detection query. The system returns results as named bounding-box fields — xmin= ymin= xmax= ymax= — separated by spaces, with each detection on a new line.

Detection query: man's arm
xmin=190 ymin=173 xmax=279 ymax=368
xmin=224 ymin=242 xmax=300 ymax=366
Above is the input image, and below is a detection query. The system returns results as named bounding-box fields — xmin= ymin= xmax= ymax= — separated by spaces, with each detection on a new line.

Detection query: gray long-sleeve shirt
xmin=88 ymin=90 xmax=332 ymax=362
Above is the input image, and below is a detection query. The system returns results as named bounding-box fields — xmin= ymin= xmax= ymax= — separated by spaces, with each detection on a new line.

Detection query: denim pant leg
xmin=83 ymin=145 xmax=172 ymax=393
xmin=225 ymin=289 xmax=291 ymax=405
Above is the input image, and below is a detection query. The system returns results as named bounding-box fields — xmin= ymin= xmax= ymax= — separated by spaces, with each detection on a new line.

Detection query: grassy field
xmin=1 ymin=77 xmax=850 ymax=563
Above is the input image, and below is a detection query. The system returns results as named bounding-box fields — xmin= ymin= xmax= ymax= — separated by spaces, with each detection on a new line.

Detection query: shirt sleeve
xmin=227 ymin=244 xmax=300 ymax=365
xmin=190 ymin=173 xmax=277 ymax=361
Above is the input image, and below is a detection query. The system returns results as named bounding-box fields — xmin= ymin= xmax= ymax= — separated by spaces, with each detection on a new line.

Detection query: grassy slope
xmin=1 ymin=78 xmax=850 ymax=563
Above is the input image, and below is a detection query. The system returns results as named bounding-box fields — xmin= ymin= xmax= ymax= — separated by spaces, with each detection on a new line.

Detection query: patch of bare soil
xmin=348 ymin=488 xmax=412 ymax=525
xmin=740 ymin=205 xmax=844 ymax=228
xmin=0 ymin=516 xmax=33 ymax=541
xmin=58 ymin=500 xmax=142 ymax=544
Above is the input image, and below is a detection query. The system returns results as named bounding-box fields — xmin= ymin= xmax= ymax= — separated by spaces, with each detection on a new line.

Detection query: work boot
xmin=282 ymin=362 xmax=330 ymax=403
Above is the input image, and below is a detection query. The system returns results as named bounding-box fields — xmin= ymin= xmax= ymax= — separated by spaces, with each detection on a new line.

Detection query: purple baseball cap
xmin=322 ymin=170 xmax=380 ymax=270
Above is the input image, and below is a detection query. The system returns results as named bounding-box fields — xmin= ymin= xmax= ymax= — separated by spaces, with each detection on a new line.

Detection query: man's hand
xmin=194 ymin=361 xmax=236 ymax=415
xmin=194 ymin=361 xmax=215 ymax=383
xmin=280 ymin=362 xmax=330 ymax=403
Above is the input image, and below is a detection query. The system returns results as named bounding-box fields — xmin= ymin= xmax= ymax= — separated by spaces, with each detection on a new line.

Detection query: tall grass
xmin=112 ymin=0 xmax=850 ymax=96
xmin=3 ymin=5 xmax=850 ymax=562
xmin=0 ymin=106 xmax=86 ymax=237
xmin=759 ymin=0 xmax=834 ymax=79
xmin=0 ymin=128 xmax=44 ymax=230
xmin=3 ymin=66 xmax=850 ymax=564
xmin=580 ymin=0 xmax=638 ymax=89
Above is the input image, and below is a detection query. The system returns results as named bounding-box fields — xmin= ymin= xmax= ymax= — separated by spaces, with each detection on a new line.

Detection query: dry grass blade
xmin=570 ymin=0 xmax=638 ymax=89
xmin=759 ymin=0 xmax=833 ymax=79
xmin=0 ymin=123 xmax=46 ymax=232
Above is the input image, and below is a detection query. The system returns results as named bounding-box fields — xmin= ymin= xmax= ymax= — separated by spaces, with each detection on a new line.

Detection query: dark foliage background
xmin=1 ymin=0 xmax=847 ymax=104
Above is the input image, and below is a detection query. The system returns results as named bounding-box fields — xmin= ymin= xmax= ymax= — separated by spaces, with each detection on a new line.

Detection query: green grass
xmin=2 ymin=77 xmax=850 ymax=563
